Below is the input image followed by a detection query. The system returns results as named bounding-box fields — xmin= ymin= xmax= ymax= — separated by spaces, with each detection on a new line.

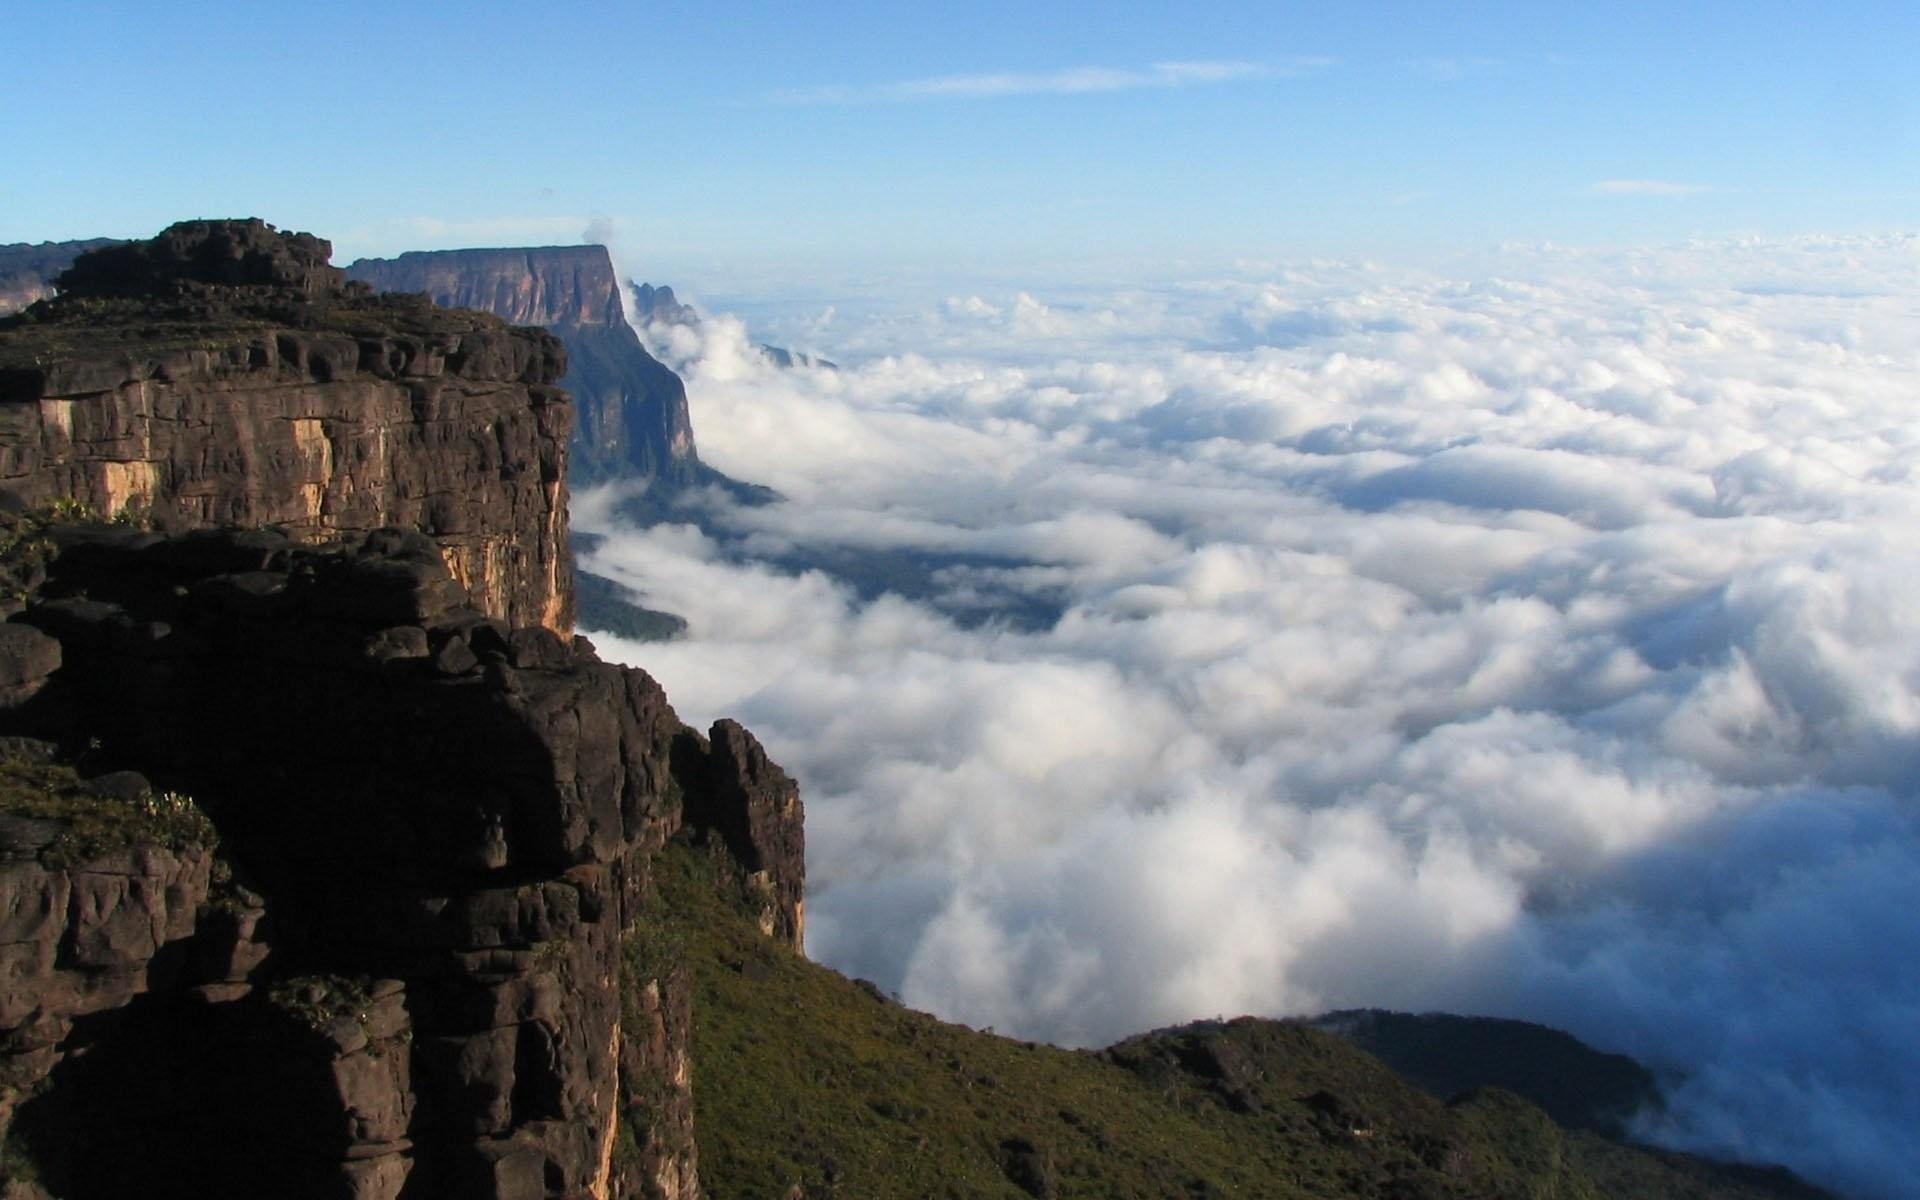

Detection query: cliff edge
xmin=346 ymin=247 xmax=719 ymax=492
xmin=0 ymin=220 xmax=573 ymax=633
xmin=0 ymin=222 xmax=806 ymax=1200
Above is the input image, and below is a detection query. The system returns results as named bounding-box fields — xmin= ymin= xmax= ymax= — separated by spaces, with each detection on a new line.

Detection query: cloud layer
xmin=770 ymin=58 xmax=1326 ymax=106
xmin=580 ymin=234 xmax=1920 ymax=1198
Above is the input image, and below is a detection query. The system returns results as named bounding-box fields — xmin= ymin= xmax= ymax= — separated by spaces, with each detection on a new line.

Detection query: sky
xmin=11 ymin=6 xmax=1920 ymax=1197
xmin=5 ymin=2 xmax=1916 ymax=277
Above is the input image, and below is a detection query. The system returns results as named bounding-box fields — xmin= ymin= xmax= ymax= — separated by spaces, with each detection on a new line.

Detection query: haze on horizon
xmin=11 ymin=5 xmax=1920 ymax=1199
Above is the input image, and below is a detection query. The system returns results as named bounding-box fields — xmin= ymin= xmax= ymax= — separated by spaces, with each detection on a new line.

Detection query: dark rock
xmin=677 ymin=719 xmax=806 ymax=949
xmin=0 ymin=623 xmax=59 ymax=687
xmin=998 ymin=1137 xmax=1058 ymax=1200
xmin=53 ymin=218 xmax=343 ymax=301
xmin=0 ymin=519 xmax=800 ymax=1198
xmin=431 ymin=634 xmax=481 ymax=676
xmin=363 ymin=625 xmax=430 ymax=663
xmin=0 ymin=222 xmax=574 ymax=633
xmin=79 ymin=770 xmax=151 ymax=802
xmin=506 ymin=627 xmax=570 ymax=671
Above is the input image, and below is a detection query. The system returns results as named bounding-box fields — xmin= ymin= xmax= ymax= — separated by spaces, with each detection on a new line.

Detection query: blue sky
xmin=6 ymin=2 xmax=1915 ymax=275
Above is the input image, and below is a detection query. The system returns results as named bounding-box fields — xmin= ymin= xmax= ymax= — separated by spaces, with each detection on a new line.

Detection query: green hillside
xmin=644 ymin=847 xmax=1825 ymax=1200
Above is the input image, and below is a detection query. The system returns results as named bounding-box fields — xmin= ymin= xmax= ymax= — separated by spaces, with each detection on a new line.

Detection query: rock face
xmin=346 ymin=247 xmax=705 ymax=490
xmin=0 ymin=521 xmax=803 ymax=1199
xmin=0 ymin=220 xmax=574 ymax=633
xmin=0 ymin=220 xmax=806 ymax=1199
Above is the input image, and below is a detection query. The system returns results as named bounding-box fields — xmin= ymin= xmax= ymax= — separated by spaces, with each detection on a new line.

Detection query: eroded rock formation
xmin=0 ymin=220 xmax=574 ymax=633
xmin=0 ymin=521 xmax=802 ymax=1199
xmin=0 ymin=221 xmax=805 ymax=1200
xmin=346 ymin=247 xmax=702 ymax=490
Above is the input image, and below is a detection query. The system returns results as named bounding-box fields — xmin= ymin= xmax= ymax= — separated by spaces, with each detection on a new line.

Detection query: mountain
xmin=656 ymin=845 xmax=1831 ymax=1200
xmin=0 ymin=219 xmax=802 ymax=1199
xmin=630 ymin=281 xmax=837 ymax=371
xmin=0 ymin=220 xmax=1829 ymax=1200
xmin=345 ymin=247 xmax=778 ymax=637
xmin=346 ymin=246 xmax=753 ymax=492
xmin=0 ymin=218 xmax=571 ymax=632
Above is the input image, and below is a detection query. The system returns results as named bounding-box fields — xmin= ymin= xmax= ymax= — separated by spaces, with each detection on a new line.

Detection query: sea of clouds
xmin=576 ymin=234 xmax=1920 ymax=1198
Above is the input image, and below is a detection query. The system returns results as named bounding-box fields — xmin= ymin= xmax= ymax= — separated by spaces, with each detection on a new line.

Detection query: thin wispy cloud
xmin=1407 ymin=56 xmax=1501 ymax=82
xmin=770 ymin=59 xmax=1329 ymax=106
xmin=1593 ymin=179 xmax=1713 ymax=196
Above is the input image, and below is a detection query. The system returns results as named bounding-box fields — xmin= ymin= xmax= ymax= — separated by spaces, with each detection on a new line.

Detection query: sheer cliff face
xmin=347 ymin=247 xmax=700 ymax=488
xmin=0 ymin=221 xmax=574 ymax=634
xmin=0 ymin=223 xmax=806 ymax=1200
xmin=0 ymin=521 xmax=803 ymax=1200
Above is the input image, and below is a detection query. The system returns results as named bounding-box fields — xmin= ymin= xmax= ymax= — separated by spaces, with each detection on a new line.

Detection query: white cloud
xmin=579 ymin=235 xmax=1920 ymax=1199
xmin=1593 ymin=179 xmax=1714 ymax=196
xmin=769 ymin=58 xmax=1327 ymax=106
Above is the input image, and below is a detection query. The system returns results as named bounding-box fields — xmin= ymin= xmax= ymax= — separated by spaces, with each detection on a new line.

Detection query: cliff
xmin=0 ymin=220 xmax=573 ymax=633
xmin=0 ymin=220 xmax=1824 ymax=1200
xmin=0 ymin=222 xmax=807 ymax=1199
xmin=345 ymin=248 xmax=715 ymax=491
xmin=0 ymin=517 xmax=803 ymax=1200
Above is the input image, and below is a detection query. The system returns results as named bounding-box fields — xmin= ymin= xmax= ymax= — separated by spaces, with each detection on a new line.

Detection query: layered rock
xmin=0 ymin=521 xmax=802 ymax=1199
xmin=0 ymin=220 xmax=807 ymax=1200
xmin=346 ymin=247 xmax=704 ymax=490
xmin=0 ymin=220 xmax=574 ymax=633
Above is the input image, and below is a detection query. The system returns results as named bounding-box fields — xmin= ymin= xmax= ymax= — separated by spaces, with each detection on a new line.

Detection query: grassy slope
xmin=645 ymin=847 xmax=1821 ymax=1200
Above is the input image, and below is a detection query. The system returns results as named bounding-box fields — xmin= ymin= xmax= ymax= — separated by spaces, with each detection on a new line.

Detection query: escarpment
xmin=0 ymin=220 xmax=573 ymax=633
xmin=345 ymin=247 xmax=705 ymax=491
xmin=0 ymin=221 xmax=804 ymax=1200
xmin=0 ymin=519 xmax=803 ymax=1200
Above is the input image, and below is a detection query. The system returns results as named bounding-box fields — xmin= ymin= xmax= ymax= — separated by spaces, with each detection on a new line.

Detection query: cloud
xmin=581 ymin=215 xmax=617 ymax=247
xmin=1593 ymin=179 xmax=1714 ymax=196
xmin=769 ymin=59 xmax=1328 ymax=106
xmin=1407 ymin=56 xmax=1501 ymax=82
xmin=579 ymin=235 xmax=1920 ymax=1199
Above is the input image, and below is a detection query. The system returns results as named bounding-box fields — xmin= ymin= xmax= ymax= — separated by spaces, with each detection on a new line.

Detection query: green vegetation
xmin=575 ymin=569 xmax=688 ymax=642
xmin=265 ymin=974 xmax=378 ymax=1038
xmin=0 ymin=754 xmax=217 ymax=867
xmin=642 ymin=845 xmax=1826 ymax=1199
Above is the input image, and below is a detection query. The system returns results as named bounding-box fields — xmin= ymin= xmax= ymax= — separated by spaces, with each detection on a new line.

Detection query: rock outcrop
xmin=0 ymin=220 xmax=574 ymax=633
xmin=0 ymin=220 xmax=806 ymax=1200
xmin=0 ymin=519 xmax=802 ymax=1199
xmin=346 ymin=248 xmax=707 ymax=491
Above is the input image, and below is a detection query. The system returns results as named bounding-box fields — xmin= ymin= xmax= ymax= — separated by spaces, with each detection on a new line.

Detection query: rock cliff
xmin=345 ymin=248 xmax=709 ymax=491
xmin=0 ymin=519 xmax=803 ymax=1199
xmin=0 ymin=220 xmax=573 ymax=634
xmin=0 ymin=222 xmax=805 ymax=1200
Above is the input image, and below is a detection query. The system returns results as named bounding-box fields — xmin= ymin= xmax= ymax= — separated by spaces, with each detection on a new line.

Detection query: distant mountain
xmin=346 ymin=245 xmax=779 ymax=639
xmin=630 ymin=281 xmax=837 ymax=371
xmin=347 ymin=245 xmax=749 ymax=491
xmin=0 ymin=238 xmax=122 ymax=315
xmin=1309 ymin=1009 xmax=1661 ymax=1137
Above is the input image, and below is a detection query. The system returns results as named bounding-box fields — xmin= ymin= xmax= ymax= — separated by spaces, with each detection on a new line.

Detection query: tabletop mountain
xmin=0 ymin=219 xmax=1828 ymax=1200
